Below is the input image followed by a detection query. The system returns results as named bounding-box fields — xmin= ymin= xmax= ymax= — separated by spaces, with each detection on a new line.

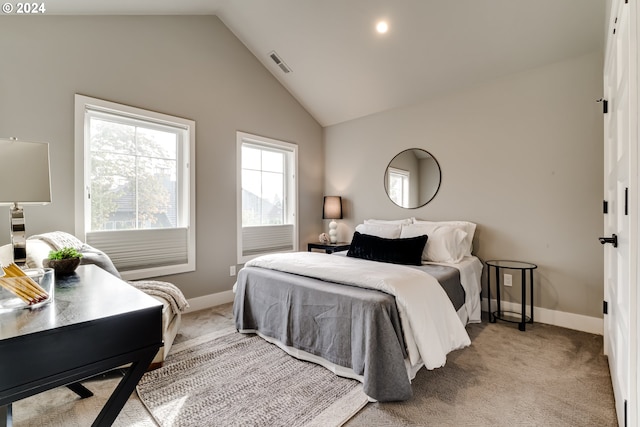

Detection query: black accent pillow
xmin=346 ymin=231 xmax=428 ymax=266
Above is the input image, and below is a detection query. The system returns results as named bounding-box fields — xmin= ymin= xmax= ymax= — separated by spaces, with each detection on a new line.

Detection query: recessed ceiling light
xmin=376 ymin=21 xmax=388 ymax=34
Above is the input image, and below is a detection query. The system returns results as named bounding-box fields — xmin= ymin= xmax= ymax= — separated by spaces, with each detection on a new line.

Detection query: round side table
xmin=486 ymin=260 xmax=537 ymax=331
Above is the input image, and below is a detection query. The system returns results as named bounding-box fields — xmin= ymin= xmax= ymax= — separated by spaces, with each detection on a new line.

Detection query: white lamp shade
xmin=0 ymin=139 xmax=52 ymax=204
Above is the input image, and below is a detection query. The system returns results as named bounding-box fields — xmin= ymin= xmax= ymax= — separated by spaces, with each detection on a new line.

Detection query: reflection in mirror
xmin=384 ymin=149 xmax=441 ymax=209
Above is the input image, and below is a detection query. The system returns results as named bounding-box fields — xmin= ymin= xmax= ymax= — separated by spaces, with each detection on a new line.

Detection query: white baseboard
xmin=185 ymin=290 xmax=234 ymax=314
xmin=482 ymin=298 xmax=603 ymax=335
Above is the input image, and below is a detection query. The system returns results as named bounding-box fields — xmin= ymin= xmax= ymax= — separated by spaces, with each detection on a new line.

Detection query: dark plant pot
xmin=43 ymin=257 xmax=81 ymax=276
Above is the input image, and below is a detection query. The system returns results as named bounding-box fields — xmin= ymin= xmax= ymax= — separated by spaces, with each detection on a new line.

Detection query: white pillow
xmin=400 ymin=223 xmax=467 ymax=263
xmin=411 ymin=219 xmax=476 ymax=256
xmin=25 ymin=239 xmax=55 ymax=268
xmin=355 ymin=223 xmax=402 ymax=239
xmin=0 ymin=244 xmax=13 ymax=266
xmin=0 ymin=240 xmax=53 ymax=268
xmin=364 ymin=218 xmax=412 ymax=226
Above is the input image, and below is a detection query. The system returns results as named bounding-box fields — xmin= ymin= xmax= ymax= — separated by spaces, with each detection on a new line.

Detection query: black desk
xmin=486 ymin=260 xmax=537 ymax=331
xmin=0 ymin=265 xmax=163 ymax=426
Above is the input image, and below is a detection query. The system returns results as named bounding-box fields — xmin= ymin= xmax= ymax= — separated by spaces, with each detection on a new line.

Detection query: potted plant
xmin=43 ymin=247 xmax=83 ymax=276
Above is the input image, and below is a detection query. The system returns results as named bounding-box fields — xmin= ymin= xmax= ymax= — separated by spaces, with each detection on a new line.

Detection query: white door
xmin=603 ymin=1 xmax=637 ymax=426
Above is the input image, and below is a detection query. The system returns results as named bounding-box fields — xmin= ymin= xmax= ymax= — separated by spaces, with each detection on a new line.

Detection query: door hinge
xmin=596 ymin=98 xmax=608 ymax=114
xmin=603 ymin=200 xmax=608 ymax=214
xmin=603 ymin=300 xmax=608 ymax=315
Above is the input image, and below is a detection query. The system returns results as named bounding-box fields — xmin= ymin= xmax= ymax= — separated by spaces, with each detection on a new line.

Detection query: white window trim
xmin=237 ymin=131 xmax=298 ymax=264
xmin=388 ymin=167 xmax=410 ymax=208
xmin=74 ymin=94 xmax=196 ymax=280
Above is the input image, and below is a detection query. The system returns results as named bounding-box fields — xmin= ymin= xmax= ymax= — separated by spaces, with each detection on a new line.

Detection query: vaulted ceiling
xmin=48 ymin=0 xmax=605 ymax=126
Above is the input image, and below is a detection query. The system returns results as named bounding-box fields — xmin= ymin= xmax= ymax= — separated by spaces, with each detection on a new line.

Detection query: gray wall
xmin=325 ymin=51 xmax=604 ymax=318
xmin=0 ymin=16 xmax=323 ymax=299
xmin=419 ymin=156 xmax=440 ymax=206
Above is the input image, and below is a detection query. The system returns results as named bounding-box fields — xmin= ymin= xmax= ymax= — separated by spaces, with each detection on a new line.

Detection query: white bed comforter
xmin=245 ymin=252 xmax=471 ymax=369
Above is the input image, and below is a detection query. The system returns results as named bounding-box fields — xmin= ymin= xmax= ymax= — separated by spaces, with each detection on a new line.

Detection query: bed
xmin=233 ymin=219 xmax=482 ymax=402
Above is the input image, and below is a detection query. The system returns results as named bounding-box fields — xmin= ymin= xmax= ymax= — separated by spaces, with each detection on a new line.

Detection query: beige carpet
xmin=347 ymin=316 xmax=617 ymax=426
xmin=12 ymin=304 xmax=617 ymax=426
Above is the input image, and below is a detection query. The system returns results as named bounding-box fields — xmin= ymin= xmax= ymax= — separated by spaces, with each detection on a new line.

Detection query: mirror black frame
xmin=384 ymin=148 xmax=441 ymax=209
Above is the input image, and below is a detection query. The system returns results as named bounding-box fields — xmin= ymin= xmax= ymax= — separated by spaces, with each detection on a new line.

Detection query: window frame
xmin=388 ymin=167 xmax=410 ymax=208
xmin=74 ymin=94 xmax=196 ymax=280
xmin=236 ymin=131 xmax=298 ymax=264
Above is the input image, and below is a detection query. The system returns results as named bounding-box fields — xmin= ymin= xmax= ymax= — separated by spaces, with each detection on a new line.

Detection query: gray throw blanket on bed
xmin=127 ymin=280 xmax=189 ymax=314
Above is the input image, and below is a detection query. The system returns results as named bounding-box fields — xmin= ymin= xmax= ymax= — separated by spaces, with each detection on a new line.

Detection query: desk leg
xmin=67 ymin=382 xmax=94 ymax=399
xmin=91 ymin=348 xmax=157 ymax=427
xmin=0 ymin=404 xmax=11 ymax=427
xmin=519 ymin=269 xmax=526 ymax=331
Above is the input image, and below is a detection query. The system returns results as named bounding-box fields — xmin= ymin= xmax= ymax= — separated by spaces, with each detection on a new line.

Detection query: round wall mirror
xmin=384 ymin=148 xmax=441 ymax=209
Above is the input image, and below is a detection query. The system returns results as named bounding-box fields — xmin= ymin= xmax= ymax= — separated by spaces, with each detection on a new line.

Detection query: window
xmin=237 ymin=132 xmax=297 ymax=263
xmin=75 ymin=95 xmax=195 ymax=280
xmin=388 ymin=167 xmax=410 ymax=208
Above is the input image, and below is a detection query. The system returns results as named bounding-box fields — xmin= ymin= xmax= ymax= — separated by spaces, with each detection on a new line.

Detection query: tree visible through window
xmin=89 ymin=117 xmax=178 ymax=231
xmin=241 ymin=145 xmax=285 ymax=226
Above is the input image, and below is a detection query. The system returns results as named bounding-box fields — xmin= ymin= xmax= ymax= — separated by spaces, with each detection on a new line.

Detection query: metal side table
xmin=486 ymin=260 xmax=537 ymax=331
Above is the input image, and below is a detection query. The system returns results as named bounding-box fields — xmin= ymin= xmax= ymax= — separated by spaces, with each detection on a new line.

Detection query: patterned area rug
xmin=136 ymin=328 xmax=368 ymax=427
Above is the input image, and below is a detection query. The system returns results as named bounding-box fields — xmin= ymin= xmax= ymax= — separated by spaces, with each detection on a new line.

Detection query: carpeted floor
xmin=13 ymin=303 xmax=617 ymax=426
xmin=346 ymin=313 xmax=617 ymax=426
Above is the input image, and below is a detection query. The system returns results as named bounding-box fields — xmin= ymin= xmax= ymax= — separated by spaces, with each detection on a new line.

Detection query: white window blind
xmin=87 ymin=228 xmax=188 ymax=272
xmin=241 ymin=225 xmax=294 ymax=258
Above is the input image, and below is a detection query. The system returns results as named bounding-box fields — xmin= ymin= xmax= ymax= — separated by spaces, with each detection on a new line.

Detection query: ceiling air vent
xmin=268 ymin=51 xmax=292 ymax=74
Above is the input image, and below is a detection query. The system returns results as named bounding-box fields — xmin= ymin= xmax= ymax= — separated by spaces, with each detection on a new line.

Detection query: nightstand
xmin=307 ymin=242 xmax=350 ymax=254
xmin=486 ymin=260 xmax=537 ymax=331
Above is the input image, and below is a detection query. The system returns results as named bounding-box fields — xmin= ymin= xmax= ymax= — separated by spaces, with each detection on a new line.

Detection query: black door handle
xmin=599 ymin=234 xmax=618 ymax=248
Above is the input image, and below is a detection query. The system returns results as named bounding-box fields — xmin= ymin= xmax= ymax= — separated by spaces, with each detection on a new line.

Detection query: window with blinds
xmin=237 ymin=132 xmax=298 ymax=264
xmin=75 ymin=94 xmax=196 ymax=280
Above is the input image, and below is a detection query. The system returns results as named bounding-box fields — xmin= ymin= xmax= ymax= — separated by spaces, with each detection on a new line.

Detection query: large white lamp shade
xmin=0 ymin=138 xmax=52 ymax=264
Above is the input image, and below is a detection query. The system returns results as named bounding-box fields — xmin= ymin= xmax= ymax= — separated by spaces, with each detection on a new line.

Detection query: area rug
xmin=136 ymin=328 xmax=369 ymax=427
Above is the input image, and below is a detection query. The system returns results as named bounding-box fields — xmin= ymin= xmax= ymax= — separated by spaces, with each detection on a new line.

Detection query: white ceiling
xmin=47 ymin=0 xmax=605 ymax=127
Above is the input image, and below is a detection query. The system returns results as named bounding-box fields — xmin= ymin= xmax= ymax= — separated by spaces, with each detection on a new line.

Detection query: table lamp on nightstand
xmin=0 ymin=138 xmax=52 ymax=264
xmin=322 ymin=196 xmax=342 ymax=244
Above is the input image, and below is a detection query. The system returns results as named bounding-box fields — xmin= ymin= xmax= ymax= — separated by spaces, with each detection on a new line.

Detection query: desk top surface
xmin=0 ymin=265 xmax=162 ymax=341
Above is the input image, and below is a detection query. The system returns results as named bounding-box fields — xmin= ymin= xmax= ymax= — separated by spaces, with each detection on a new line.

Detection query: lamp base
xmin=329 ymin=220 xmax=338 ymax=244
xmin=10 ymin=203 xmax=26 ymax=265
